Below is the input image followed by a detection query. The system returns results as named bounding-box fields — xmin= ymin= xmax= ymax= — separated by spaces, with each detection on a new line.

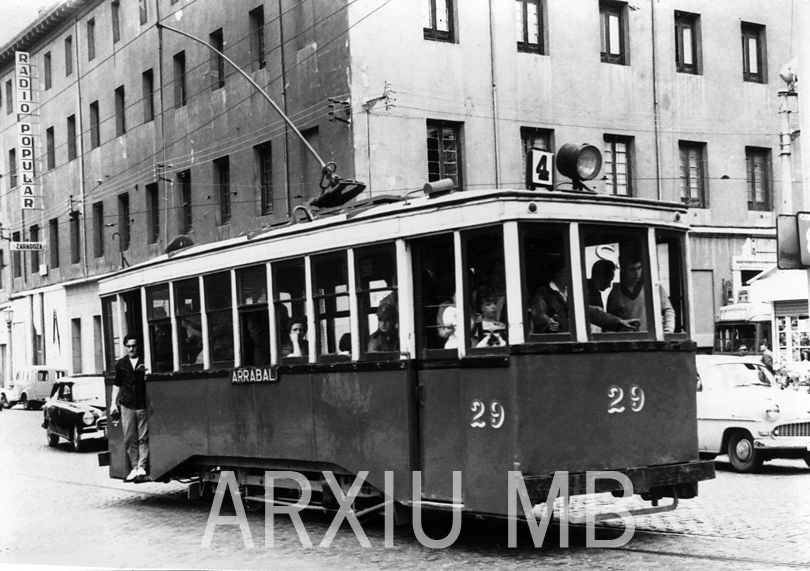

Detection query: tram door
xmin=412 ymin=235 xmax=466 ymax=502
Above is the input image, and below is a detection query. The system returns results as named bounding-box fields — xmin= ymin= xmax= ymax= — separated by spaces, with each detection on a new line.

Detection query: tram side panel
xmin=512 ymin=350 xmax=699 ymax=475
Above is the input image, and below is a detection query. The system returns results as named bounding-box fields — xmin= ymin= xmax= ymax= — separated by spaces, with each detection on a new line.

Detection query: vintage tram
xmin=98 ymin=184 xmax=714 ymax=521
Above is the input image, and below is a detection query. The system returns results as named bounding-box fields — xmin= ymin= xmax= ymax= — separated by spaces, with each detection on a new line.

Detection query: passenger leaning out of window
xmin=368 ymin=303 xmax=399 ymax=352
xmin=606 ymin=255 xmax=675 ymax=333
xmin=111 ymin=334 xmax=149 ymax=483
xmin=471 ymin=285 xmax=507 ymax=347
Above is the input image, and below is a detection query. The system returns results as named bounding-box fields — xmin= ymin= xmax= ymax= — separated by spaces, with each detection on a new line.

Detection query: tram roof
xmin=99 ymin=188 xmax=689 ymax=295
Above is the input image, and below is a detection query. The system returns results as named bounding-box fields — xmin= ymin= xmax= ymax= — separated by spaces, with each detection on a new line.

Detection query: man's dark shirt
xmin=114 ymin=356 xmax=147 ymax=410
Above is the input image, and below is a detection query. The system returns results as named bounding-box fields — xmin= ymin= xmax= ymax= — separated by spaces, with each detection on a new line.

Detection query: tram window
xmin=204 ymin=272 xmax=234 ymax=368
xmin=356 ymin=244 xmax=398 ymax=358
xmin=312 ymin=252 xmax=351 ymax=361
xmin=521 ymin=224 xmax=573 ymax=341
xmin=655 ymin=232 xmax=687 ymax=336
xmin=412 ymin=234 xmax=456 ymax=357
xmin=237 ymin=265 xmax=270 ymax=366
xmin=273 ymin=258 xmax=307 ymax=361
xmin=465 ymin=227 xmax=507 ymax=352
xmin=174 ymin=279 xmax=203 ymax=370
xmin=146 ymin=285 xmax=173 ymax=372
xmin=580 ymin=227 xmax=654 ymax=336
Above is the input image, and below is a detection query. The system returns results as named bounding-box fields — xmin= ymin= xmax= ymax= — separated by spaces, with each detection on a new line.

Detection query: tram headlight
xmin=82 ymin=411 xmax=95 ymax=425
xmin=556 ymin=143 xmax=603 ymax=182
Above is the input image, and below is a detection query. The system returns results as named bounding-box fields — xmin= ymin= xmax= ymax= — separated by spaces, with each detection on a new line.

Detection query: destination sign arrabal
xmin=11 ymin=242 xmax=44 ymax=251
xmin=231 ymin=366 xmax=276 ymax=384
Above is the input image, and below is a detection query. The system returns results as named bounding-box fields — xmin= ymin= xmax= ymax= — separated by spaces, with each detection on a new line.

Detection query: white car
xmin=696 ymin=355 xmax=810 ymax=472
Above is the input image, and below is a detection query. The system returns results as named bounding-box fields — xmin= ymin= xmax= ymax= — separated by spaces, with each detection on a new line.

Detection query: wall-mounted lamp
xmin=3 ymin=308 xmax=13 ymax=328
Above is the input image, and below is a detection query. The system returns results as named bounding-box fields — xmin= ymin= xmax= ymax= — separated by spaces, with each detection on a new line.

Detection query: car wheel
xmin=0 ymin=394 xmax=10 ymax=409
xmin=21 ymin=394 xmax=32 ymax=410
xmin=71 ymin=425 xmax=83 ymax=453
xmin=727 ymin=431 xmax=762 ymax=473
xmin=47 ymin=428 xmax=59 ymax=447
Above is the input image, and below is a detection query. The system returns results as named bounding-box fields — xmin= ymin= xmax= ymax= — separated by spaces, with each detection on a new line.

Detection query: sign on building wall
xmin=15 ymin=51 xmax=38 ymax=211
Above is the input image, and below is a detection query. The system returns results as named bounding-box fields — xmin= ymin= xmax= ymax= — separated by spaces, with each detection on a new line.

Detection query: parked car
xmin=696 ymin=355 xmax=810 ymax=472
xmin=42 ymin=375 xmax=108 ymax=452
xmin=1 ymin=366 xmax=68 ymax=410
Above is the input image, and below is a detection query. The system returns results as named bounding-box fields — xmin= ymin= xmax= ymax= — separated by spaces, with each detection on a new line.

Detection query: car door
xmin=52 ymin=383 xmax=72 ymax=437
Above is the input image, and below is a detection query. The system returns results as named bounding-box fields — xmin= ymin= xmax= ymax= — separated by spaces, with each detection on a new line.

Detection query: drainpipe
xmin=650 ymin=0 xmax=662 ymax=200
xmin=488 ymin=0 xmax=501 ymax=189
xmin=73 ymin=16 xmax=88 ymax=277
xmin=778 ymin=88 xmax=794 ymax=214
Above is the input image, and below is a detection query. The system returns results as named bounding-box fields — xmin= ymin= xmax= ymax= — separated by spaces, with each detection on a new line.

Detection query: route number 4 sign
xmin=528 ymin=149 xmax=554 ymax=188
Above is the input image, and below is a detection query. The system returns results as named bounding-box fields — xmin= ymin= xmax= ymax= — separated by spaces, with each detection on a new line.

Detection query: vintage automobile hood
xmin=773 ymin=390 xmax=810 ymax=421
xmin=698 ymin=386 xmax=810 ymax=422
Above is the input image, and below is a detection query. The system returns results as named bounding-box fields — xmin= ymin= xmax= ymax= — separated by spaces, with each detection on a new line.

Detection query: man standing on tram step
xmin=111 ymin=333 xmax=149 ymax=483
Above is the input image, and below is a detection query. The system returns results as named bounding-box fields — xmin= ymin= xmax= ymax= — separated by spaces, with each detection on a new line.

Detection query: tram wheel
xmin=241 ymin=486 xmax=264 ymax=512
xmin=46 ymin=428 xmax=59 ymax=447
xmin=727 ymin=431 xmax=762 ymax=473
xmin=71 ymin=426 xmax=84 ymax=453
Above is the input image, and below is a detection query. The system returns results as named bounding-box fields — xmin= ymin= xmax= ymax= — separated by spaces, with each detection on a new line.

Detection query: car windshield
xmin=702 ymin=363 xmax=774 ymax=390
xmin=69 ymin=380 xmax=106 ymax=402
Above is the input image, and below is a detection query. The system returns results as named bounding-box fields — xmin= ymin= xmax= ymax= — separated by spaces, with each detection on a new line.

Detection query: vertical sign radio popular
xmin=15 ymin=51 xmax=37 ymax=211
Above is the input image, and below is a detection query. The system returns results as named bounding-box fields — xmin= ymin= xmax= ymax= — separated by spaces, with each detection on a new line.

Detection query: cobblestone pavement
xmin=2 ymin=408 xmax=809 ymax=570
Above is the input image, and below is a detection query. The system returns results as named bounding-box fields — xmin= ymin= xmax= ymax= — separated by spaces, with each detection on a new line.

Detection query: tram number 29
xmin=470 ymin=399 xmax=505 ymax=429
xmin=607 ymin=384 xmax=645 ymax=414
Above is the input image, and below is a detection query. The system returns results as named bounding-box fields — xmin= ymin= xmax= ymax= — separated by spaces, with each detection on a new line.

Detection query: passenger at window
xmin=368 ymin=303 xmax=399 ymax=352
xmin=437 ymin=296 xmax=458 ymax=349
xmin=587 ymin=260 xmax=616 ymax=310
xmin=531 ymin=260 xmax=639 ymax=333
xmin=245 ymin=313 xmax=271 ymax=365
xmin=471 ymin=286 xmax=506 ymax=347
xmin=180 ymin=316 xmax=203 ymax=364
xmin=280 ymin=316 xmax=308 ymax=358
xmin=606 ymin=256 xmax=675 ymax=333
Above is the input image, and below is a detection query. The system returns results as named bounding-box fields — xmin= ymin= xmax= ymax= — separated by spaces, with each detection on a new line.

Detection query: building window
xmin=423 ymin=0 xmax=454 ymax=42
xmin=679 ymin=141 xmax=706 ymax=208
xmin=111 ymin=1 xmax=121 ymax=44
xmin=49 ymin=218 xmax=59 ymax=269
xmin=93 ymin=202 xmax=104 ymax=258
xmin=603 ymin=135 xmax=632 ymax=196
xmin=29 ymin=225 xmax=39 ymax=273
xmin=72 ymin=318 xmax=83 ymax=373
xmin=256 ymin=143 xmax=272 ymax=215
xmin=178 ymin=170 xmax=192 ymax=234
xmin=214 ymin=156 xmax=231 ymax=223
xmin=675 ymin=11 xmax=700 ymax=74
xmin=515 ymin=0 xmax=544 ymax=54
xmin=115 ymin=86 xmax=126 ymax=136
xmin=139 ymin=0 xmax=148 ymax=25
xmin=742 ymin=22 xmax=766 ymax=83
xmin=118 ymin=193 xmax=130 ymax=250
xmin=70 ymin=212 xmax=81 ymax=264
xmin=599 ymin=1 xmax=627 ymax=65
xmin=746 ymin=147 xmax=771 ymax=211
xmin=44 ymin=52 xmax=52 ymax=89
xmin=67 ymin=114 xmax=77 ymax=161
xmin=65 ymin=36 xmax=73 ymax=76
xmin=87 ymin=18 xmax=96 ymax=61
xmin=142 ymin=69 xmax=154 ymax=122
xmin=11 ymin=232 xmax=21 ymax=278
xmin=249 ymin=6 xmax=266 ymax=70
xmin=146 ymin=183 xmax=159 ymax=244
xmin=8 ymin=149 xmax=16 ymax=188
xmin=520 ymin=127 xmax=553 ymax=189
xmin=5 ymin=80 xmax=12 ymax=114
xmin=210 ymin=29 xmax=225 ymax=90
xmin=89 ymin=101 xmax=100 ymax=149
xmin=46 ymin=127 xmax=55 ymax=170
xmin=427 ymin=121 xmax=462 ymax=190
xmin=174 ymin=51 xmax=186 ymax=108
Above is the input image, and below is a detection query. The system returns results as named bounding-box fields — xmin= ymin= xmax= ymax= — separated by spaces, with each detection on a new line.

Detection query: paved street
xmin=1 ymin=407 xmax=809 ymax=570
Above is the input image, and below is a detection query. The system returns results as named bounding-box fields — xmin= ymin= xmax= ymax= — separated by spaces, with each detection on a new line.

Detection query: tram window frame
xmin=520 ymin=223 xmax=575 ymax=343
xmin=146 ymin=284 xmax=174 ymax=373
xmin=312 ymin=251 xmax=352 ymax=363
xmin=463 ymin=226 xmax=508 ymax=354
xmin=355 ymin=243 xmax=399 ymax=361
xmin=204 ymin=271 xmax=235 ymax=369
xmin=412 ymin=233 xmax=457 ymax=360
xmin=655 ymin=230 xmax=689 ymax=338
xmin=580 ymin=225 xmax=654 ymax=340
xmin=273 ymin=258 xmax=308 ymax=364
xmin=101 ymin=296 xmax=119 ymax=373
xmin=174 ymin=278 xmax=203 ymax=371
xmin=236 ymin=265 xmax=271 ymax=367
